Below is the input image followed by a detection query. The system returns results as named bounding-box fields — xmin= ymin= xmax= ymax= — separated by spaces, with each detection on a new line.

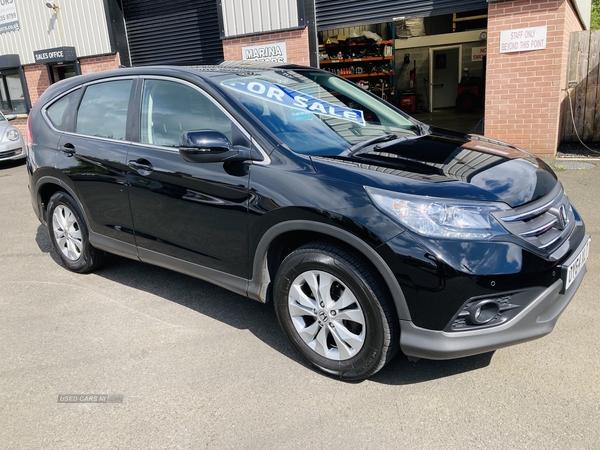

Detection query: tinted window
xmin=46 ymin=90 xmax=80 ymax=131
xmin=140 ymin=79 xmax=233 ymax=147
xmin=76 ymin=80 xmax=132 ymax=140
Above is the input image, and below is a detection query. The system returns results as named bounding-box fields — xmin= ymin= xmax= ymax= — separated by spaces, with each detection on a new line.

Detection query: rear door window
xmin=76 ymin=80 xmax=133 ymax=140
xmin=46 ymin=89 xmax=80 ymax=131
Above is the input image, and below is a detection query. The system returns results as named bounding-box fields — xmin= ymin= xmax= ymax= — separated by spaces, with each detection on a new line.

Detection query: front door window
xmin=140 ymin=79 xmax=234 ymax=147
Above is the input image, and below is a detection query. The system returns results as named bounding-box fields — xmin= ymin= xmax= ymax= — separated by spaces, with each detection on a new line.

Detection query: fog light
xmin=467 ymin=299 xmax=500 ymax=325
xmin=448 ymin=294 xmax=520 ymax=331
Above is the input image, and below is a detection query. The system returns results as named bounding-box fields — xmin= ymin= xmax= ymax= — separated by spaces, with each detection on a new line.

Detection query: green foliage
xmin=592 ymin=0 xmax=600 ymax=30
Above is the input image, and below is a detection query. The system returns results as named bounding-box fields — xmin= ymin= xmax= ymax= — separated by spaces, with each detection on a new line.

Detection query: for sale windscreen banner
xmin=0 ymin=0 xmax=20 ymax=34
xmin=221 ymin=78 xmax=366 ymax=126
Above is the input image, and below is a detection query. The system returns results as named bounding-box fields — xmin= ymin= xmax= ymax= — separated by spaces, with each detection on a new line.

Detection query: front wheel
xmin=47 ymin=191 xmax=105 ymax=273
xmin=274 ymin=242 xmax=399 ymax=381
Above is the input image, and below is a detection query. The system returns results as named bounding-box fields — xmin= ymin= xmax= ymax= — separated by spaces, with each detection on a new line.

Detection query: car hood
xmin=310 ymin=129 xmax=558 ymax=208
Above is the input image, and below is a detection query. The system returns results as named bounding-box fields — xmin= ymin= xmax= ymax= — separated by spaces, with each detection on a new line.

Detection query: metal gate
xmin=315 ymin=0 xmax=488 ymax=30
xmin=121 ymin=0 xmax=223 ymax=66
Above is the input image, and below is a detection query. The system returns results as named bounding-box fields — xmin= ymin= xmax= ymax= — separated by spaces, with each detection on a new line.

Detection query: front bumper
xmin=399 ymin=251 xmax=587 ymax=360
xmin=0 ymin=140 xmax=25 ymax=161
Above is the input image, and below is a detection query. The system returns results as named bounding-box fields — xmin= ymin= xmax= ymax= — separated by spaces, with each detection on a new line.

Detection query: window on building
xmin=76 ymin=80 xmax=133 ymax=140
xmin=0 ymin=70 xmax=27 ymax=114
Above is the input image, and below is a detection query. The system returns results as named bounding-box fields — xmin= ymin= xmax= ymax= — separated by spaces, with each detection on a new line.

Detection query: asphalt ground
xmin=1 ymin=157 xmax=598 ymax=449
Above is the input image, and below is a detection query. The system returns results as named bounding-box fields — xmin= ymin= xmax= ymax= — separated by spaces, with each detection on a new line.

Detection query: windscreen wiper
xmin=344 ymin=134 xmax=398 ymax=156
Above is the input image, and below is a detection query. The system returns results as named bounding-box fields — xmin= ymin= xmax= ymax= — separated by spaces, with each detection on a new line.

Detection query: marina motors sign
xmin=242 ymin=42 xmax=287 ymax=62
xmin=500 ymin=26 xmax=547 ymax=53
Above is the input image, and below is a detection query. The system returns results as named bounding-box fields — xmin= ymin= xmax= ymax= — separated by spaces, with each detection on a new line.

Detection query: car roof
xmin=37 ymin=61 xmax=310 ymax=104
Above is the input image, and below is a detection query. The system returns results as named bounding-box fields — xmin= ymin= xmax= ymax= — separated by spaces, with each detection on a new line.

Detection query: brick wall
xmin=11 ymin=53 xmax=121 ymax=137
xmin=485 ymin=0 xmax=584 ymax=157
xmin=222 ymin=28 xmax=310 ymax=65
xmin=79 ymin=53 xmax=121 ymax=75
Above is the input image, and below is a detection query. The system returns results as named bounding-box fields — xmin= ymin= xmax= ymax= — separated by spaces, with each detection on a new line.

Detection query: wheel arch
xmin=34 ymin=176 xmax=81 ymax=226
xmin=247 ymin=220 xmax=411 ymax=321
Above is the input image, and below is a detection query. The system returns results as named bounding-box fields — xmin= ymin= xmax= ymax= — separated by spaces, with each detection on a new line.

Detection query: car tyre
xmin=47 ymin=191 xmax=105 ymax=273
xmin=274 ymin=242 xmax=399 ymax=381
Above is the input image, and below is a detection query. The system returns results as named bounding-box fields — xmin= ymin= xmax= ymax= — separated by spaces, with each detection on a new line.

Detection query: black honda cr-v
xmin=26 ymin=62 xmax=589 ymax=380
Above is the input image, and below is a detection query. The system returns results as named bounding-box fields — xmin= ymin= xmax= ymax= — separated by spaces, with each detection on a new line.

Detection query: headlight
xmin=7 ymin=129 xmax=20 ymax=141
xmin=365 ymin=186 xmax=509 ymax=240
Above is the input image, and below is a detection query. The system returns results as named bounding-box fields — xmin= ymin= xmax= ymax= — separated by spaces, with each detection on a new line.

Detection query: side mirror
xmin=5 ymin=114 xmax=17 ymax=121
xmin=179 ymin=130 xmax=250 ymax=163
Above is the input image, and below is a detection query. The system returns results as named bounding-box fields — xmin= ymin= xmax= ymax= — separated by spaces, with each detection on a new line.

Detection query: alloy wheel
xmin=288 ymin=270 xmax=366 ymax=360
xmin=51 ymin=205 xmax=83 ymax=261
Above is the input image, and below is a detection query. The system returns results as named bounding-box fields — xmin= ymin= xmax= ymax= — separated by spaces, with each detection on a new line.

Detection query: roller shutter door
xmin=316 ymin=0 xmax=488 ymax=30
xmin=122 ymin=0 xmax=223 ymax=66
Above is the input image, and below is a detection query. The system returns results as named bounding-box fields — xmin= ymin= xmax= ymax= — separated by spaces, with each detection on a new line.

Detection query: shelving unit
xmin=319 ymin=39 xmax=395 ymax=102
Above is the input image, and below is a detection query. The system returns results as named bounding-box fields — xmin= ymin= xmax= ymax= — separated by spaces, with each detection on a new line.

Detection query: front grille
xmin=493 ymin=183 xmax=574 ymax=250
xmin=0 ymin=148 xmax=21 ymax=159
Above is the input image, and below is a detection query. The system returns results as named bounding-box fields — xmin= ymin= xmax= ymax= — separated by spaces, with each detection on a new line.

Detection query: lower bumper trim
xmin=399 ymin=264 xmax=587 ymax=360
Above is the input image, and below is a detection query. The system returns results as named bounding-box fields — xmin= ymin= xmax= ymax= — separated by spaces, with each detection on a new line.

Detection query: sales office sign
xmin=33 ymin=46 xmax=77 ymax=64
xmin=500 ymin=26 xmax=547 ymax=53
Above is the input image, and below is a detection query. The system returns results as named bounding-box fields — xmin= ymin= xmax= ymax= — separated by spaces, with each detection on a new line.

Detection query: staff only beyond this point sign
xmin=500 ymin=26 xmax=547 ymax=53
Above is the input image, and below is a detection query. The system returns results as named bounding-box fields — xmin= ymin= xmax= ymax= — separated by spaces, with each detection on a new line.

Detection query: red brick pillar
xmin=23 ymin=65 xmax=51 ymax=107
xmin=485 ymin=0 xmax=584 ymax=157
xmin=79 ymin=53 xmax=121 ymax=75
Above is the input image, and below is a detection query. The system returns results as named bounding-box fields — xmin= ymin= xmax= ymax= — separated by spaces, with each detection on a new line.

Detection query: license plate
xmin=562 ymin=236 xmax=590 ymax=292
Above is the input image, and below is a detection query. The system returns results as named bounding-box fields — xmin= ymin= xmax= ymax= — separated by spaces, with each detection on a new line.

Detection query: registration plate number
xmin=562 ymin=236 xmax=590 ymax=292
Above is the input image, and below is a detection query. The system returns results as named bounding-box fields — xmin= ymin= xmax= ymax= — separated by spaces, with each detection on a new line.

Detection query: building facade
xmin=0 ymin=0 xmax=591 ymax=157
xmin=219 ymin=0 xmax=591 ymax=157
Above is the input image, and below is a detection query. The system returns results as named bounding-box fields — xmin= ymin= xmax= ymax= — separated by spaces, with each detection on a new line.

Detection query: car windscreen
xmin=217 ymin=70 xmax=417 ymax=156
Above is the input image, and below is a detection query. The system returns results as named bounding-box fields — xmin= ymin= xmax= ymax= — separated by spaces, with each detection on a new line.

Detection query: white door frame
xmin=429 ymin=45 xmax=463 ymax=112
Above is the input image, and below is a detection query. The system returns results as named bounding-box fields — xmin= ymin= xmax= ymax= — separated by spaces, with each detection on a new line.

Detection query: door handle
xmin=128 ymin=159 xmax=154 ymax=175
xmin=60 ymin=142 xmax=76 ymax=156
xmin=432 ymin=83 xmax=444 ymax=88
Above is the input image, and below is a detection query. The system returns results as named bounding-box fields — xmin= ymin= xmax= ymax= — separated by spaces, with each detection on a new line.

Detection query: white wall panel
xmin=222 ymin=0 xmax=300 ymax=37
xmin=0 ymin=0 xmax=112 ymax=65
xmin=572 ymin=0 xmax=591 ymax=29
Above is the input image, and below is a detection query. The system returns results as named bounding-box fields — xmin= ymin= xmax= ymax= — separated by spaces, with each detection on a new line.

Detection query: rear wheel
xmin=47 ymin=191 xmax=105 ymax=273
xmin=274 ymin=242 xmax=398 ymax=380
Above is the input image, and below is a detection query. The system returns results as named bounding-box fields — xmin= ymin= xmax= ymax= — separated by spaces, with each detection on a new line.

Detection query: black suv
xmin=26 ymin=63 xmax=589 ymax=380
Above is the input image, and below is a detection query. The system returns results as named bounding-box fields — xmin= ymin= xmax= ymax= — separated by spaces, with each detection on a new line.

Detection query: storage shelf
xmin=319 ymin=39 xmax=394 ymax=48
xmin=320 ymin=56 xmax=393 ymax=65
xmin=341 ymin=71 xmax=394 ymax=79
xmin=318 ymin=33 xmax=395 ymax=102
